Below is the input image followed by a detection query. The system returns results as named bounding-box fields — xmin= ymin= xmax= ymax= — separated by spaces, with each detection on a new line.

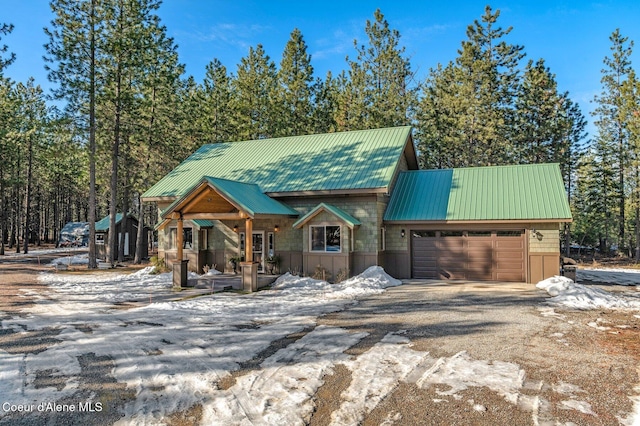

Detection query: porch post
xmin=177 ymin=215 xmax=184 ymax=261
xmin=173 ymin=214 xmax=188 ymax=288
xmin=245 ymin=218 xmax=253 ymax=262
xmin=241 ymin=218 xmax=257 ymax=292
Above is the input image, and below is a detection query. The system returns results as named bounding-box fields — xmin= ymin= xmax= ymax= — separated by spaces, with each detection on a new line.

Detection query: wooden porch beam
xmin=245 ymin=218 xmax=253 ymax=262
xmin=180 ymin=186 xmax=212 ymax=212
xmin=177 ymin=216 xmax=184 ymax=261
xmin=182 ymin=212 xmax=246 ymax=220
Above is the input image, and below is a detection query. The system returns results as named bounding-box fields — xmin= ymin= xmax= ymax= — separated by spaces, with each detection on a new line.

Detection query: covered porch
xmin=156 ymin=177 xmax=299 ymax=291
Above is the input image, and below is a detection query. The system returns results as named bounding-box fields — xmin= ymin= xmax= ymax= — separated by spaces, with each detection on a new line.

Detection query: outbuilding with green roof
xmin=143 ymin=126 xmax=571 ymax=287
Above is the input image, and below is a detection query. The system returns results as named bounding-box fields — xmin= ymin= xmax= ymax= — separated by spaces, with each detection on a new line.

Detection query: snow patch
xmin=49 ymin=254 xmax=89 ymax=266
xmin=415 ymin=351 xmax=526 ymax=405
xmin=537 ymin=276 xmax=640 ymax=310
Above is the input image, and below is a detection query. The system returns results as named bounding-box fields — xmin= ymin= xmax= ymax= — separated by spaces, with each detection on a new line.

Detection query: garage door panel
xmin=496 ymin=240 xmax=524 ymax=249
xmin=412 ymin=230 xmax=525 ymax=282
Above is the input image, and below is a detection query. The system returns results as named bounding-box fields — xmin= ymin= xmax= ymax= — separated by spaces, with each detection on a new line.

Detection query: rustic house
xmin=141 ymin=126 xmax=571 ymax=288
xmin=95 ymin=213 xmax=147 ymax=261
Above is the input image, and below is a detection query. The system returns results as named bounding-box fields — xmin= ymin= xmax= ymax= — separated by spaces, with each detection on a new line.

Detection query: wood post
xmin=245 ymin=218 xmax=253 ymax=262
xmin=177 ymin=215 xmax=183 ymax=261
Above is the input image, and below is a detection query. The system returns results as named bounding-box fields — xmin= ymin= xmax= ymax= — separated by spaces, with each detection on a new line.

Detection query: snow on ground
xmin=537 ymin=276 xmax=640 ymax=310
xmin=537 ymin=275 xmax=640 ymax=425
xmin=0 ymin=246 xmax=87 ymax=260
xmin=0 ymin=266 xmax=404 ymax=424
xmin=48 ymin=253 xmax=89 ymax=266
xmin=578 ymin=267 xmax=640 ymax=286
xmin=2 ymin=265 xmax=637 ymax=424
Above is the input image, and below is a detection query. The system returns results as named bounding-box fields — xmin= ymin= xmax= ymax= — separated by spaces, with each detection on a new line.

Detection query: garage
xmin=383 ymin=164 xmax=572 ymax=282
xmin=411 ymin=230 xmax=525 ymax=281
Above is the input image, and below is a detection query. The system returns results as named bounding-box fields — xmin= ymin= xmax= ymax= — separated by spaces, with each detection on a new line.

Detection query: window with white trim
xmin=168 ymin=227 xmax=193 ymax=249
xmin=310 ymin=225 xmax=341 ymax=252
xmin=96 ymin=233 xmax=105 ymax=245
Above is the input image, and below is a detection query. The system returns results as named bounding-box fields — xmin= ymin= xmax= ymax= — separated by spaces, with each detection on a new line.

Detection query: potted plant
xmin=228 ymin=256 xmax=241 ymax=274
xmin=265 ymin=254 xmax=281 ymax=274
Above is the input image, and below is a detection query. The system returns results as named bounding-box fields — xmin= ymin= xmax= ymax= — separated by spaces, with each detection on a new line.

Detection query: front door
xmin=252 ymin=231 xmax=264 ymax=272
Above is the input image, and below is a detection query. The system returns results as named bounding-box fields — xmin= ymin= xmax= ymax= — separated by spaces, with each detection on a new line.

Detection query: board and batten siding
xmin=528 ymin=223 xmax=561 ymax=283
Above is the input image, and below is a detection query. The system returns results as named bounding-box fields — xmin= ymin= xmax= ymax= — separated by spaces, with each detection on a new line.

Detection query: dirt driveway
xmin=0 ymin=258 xmax=638 ymax=425
xmin=313 ymin=280 xmax=640 ymax=425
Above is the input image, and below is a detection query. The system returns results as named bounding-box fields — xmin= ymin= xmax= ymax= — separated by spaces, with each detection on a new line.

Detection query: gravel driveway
xmin=312 ymin=280 xmax=640 ymax=425
xmin=0 ymin=257 xmax=638 ymax=425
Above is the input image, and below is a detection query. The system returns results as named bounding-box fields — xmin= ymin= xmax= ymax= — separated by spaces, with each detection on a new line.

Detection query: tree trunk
xmin=87 ymin=0 xmax=98 ymax=269
xmin=108 ymin=59 xmax=122 ymax=265
xmin=23 ymin=132 xmax=33 ymax=254
xmin=134 ymin=193 xmax=145 ymax=264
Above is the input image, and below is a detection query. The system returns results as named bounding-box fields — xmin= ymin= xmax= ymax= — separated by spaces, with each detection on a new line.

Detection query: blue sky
xmin=2 ymin=0 xmax=640 ymax=138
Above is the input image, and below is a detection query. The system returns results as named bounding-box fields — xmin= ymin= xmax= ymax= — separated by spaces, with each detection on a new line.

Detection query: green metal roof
xmin=161 ymin=177 xmax=299 ymax=219
xmin=95 ymin=213 xmax=124 ymax=232
xmin=191 ymin=219 xmax=214 ymax=229
xmin=384 ymin=164 xmax=572 ymax=222
xmin=293 ymin=203 xmax=362 ymax=229
xmin=143 ymin=126 xmax=413 ymax=199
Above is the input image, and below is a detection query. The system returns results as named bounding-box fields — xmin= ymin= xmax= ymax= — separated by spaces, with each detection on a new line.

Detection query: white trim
xmin=309 ymin=224 xmax=342 ymax=253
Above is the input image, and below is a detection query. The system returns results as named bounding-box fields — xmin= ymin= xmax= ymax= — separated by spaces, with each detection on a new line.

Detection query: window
xmin=239 ymin=232 xmax=245 ymax=257
xmin=168 ymin=227 xmax=193 ymax=249
xmin=268 ymin=232 xmax=274 ymax=257
xmin=95 ymin=234 xmax=105 ymax=245
xmin=183 ymin=228 xmax=193 ymax=249
xmin=467 ymin=231 xmax=492 ymax=237
xmin=412 ymin=231 xmax=436 ymax=238
xmin=497 ymin=230 xmax=523 ymax=237
xmin=440 ymin=231 xmax=464 ymax=237
xmin=380 ymin=227 xmax=386 ymax=251
xmin=310 ymin=225 xmax=341 ymax=252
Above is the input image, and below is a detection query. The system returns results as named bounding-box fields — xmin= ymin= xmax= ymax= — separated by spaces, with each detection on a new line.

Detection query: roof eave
xmin=383 ymin=218 xmax=573 ymax=225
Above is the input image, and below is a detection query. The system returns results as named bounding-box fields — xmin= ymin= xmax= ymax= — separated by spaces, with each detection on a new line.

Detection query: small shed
xmin=95 ymin=213 xmax=147 ymax=261
xmin=59 ymin=222 xmax=89 ymax=247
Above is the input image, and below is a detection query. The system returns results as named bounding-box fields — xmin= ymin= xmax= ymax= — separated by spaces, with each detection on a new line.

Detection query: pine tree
xmin=592 ymin=29 xmax=634 ymax=250
xmin=276 ymin=28 xmax=314 ymax=136
xmin=417 ymin=6 xmax=525 ymax=168
xmin=311 ymin=71 xmax=337 ymax=134
xmin=621 ymin=70 xmax=640 ymax=259
xmin=232 ymin=44 xmax=278 ymax=140
xmin=45 ymin=0 xmax=106 ymax=268
xmin=200 ymin=58 xmax=234 ymax=142
xmin=14 ymin=79 xmax=47 ymax=254
xmin=0 ymin=23 xmax=15 ymax=75
xmin=346 ymin=9 xmax=416 ymax=129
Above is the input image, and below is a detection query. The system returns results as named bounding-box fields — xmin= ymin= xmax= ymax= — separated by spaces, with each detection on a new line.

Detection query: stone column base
xmin=241 ymin=261 xmax=259 ymax=292
xmin=173 ymin=259 xmax=189 ymax=288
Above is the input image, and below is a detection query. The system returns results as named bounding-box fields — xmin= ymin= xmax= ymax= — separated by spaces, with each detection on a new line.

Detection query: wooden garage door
xmin=411 ymin=230 xmax=525 ymax=282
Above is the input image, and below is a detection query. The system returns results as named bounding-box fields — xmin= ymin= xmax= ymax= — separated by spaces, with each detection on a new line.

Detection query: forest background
xmin=0 ymin=1 xmax=639 ymax=267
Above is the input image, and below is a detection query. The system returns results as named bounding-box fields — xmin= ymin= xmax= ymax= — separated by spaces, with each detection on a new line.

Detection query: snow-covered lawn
xmin=0 ymin=246 xmax=88 ymax=260
xmin=1 ymin=266 xmax=639 ymax=424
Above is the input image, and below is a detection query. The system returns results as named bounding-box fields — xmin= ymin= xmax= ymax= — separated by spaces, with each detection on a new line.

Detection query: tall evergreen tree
xmin=14 ymin=79 xmax=48 ymax=254
xmin=311 ymin=71 xmax=338 ymax=134
xmin=276 ymin=28 xmax=314 ymax=136
xmin=45 ymin=0 xmax=106 ymax=268
xmin=0 ymin=23 xmax=15 ymax=75
xmin=200 ymin=58 xmax=234 ymax=143
xmin=621 ymin=70 xmax=640 ymax=259
xmin=592 ymin=29 xmax=634 ymax=250
xmin=346 ymin=9 xmax=416 ymax=129
xmin=417 ymin=5 xmax=525 ymax=167
xmin=232 ymin=44 xmax=278 ymax=140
